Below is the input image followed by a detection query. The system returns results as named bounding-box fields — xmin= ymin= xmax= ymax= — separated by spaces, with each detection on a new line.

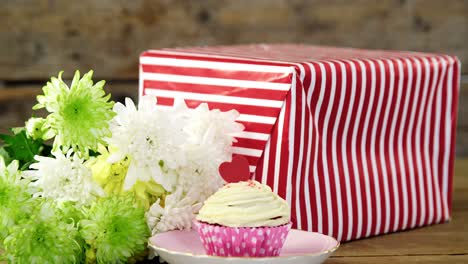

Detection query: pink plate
xmin=149 ymin=229 xmax=339 ymax=264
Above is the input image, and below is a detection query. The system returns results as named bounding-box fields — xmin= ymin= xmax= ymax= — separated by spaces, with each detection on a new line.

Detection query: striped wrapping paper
xmin=139 ymin=44 xmax=460 ymax=242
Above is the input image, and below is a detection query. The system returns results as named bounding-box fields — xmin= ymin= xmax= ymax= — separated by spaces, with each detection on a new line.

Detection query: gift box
xmin=139 ymin=44 xmax=460 ymax=241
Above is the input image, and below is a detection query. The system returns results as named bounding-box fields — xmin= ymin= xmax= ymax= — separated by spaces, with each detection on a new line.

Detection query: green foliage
xmin=0 ymin=70 xmax=155 ymax=263
xmin=80 ymin=195 xmax=150 ymax=264
xmin=0 ymin=129 xmax=50 ymax=170
xmin=0 ymin=159 xmax=33 ymax=242
xmin=3 ymin=200 xmax=85 ymax=264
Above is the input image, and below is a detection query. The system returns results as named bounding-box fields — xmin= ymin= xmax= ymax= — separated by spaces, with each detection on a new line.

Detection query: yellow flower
xmin=86 ymin=146 xmax=166 ymax=209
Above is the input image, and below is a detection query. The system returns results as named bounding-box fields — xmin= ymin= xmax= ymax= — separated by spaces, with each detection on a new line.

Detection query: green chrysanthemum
xmin=0 ymin=158 xmax=33 ymax=241
xmin=80 ymin=195 xmax=150 ymax=264
xmin=25 ymin=117 xmax=51 ymax=141
xmin=58 ymin=201 xmax=86 ymax=225
xmin=3 ymin=200 xmax=84 ymax=263
xmin=34 ymin=70 xmax=115 ymax=158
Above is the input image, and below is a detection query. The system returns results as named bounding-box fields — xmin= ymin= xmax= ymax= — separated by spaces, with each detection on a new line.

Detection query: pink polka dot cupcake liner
xmin=193 ymin=220 xmax=292 ymax=257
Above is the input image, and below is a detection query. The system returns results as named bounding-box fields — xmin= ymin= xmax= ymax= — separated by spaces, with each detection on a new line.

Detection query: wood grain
xmin=328 ymin=255 xmax=468 ymax=264
xmin=0 ymin=0 xmax=466 ymax=80
xmin=452 ymin=82 xmax=466 ymax=157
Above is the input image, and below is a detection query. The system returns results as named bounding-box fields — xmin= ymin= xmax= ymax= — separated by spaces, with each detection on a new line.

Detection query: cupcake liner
xmin=193 ymin=220 xmax=291 ymax=257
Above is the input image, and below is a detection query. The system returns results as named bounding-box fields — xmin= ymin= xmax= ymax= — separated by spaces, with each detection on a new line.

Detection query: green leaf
xmin=0 ymin=129 xmax=44 ymax=169
xmin=0 ymin=147 xmax=12 ymax=165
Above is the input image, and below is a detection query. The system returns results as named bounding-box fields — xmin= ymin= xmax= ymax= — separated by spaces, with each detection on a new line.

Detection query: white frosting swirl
xmin=196 ymin=180 xmax=290 ymax=227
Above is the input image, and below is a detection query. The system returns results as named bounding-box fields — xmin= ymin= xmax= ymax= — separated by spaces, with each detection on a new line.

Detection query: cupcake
xmin=194 ymin=180 xmax=291 ymax=257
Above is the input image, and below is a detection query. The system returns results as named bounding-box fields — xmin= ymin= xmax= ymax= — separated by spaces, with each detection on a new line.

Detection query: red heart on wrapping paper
xmin=219 ymin=155 xmax=251 ymax=183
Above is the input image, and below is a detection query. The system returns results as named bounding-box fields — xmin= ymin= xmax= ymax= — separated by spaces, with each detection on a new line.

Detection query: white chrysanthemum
xmin=0 ymin=157 xmax=22 ymax=184
xmin=107 ymin=96 xmax=187 ymax=191
xmin=146 ymin=188 xmax=202 ymax=235
xmin=178 ymin=102 xmax=244 ymax=196
xmin=108 ymin=96 xmax=244 ymax=234
xmin=24 ymin=151 xmax=104 ymax=206
xmin=183 ymin=102 xmax=243 ymax=162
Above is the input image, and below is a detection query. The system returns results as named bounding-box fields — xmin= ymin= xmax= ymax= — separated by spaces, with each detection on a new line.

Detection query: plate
xmin=148 ymin=229 xmax=339 ymax=264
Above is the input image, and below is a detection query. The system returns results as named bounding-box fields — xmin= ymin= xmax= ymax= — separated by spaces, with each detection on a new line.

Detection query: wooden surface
xmin=458 ymin=81 xmax=468 ymax=156
xmin=327 ymin=158 xmax=468 ymax=264
xmin=0 ymin=0 xmax=467 ymax=80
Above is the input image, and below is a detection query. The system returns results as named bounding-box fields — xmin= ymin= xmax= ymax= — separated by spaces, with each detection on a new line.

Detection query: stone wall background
xmin=0 ymin=0 xmax=467 ymax=155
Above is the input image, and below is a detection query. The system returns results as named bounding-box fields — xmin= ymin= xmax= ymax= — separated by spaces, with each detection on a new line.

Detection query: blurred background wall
xmin=0 ymin=0 xmax=467 ymax=155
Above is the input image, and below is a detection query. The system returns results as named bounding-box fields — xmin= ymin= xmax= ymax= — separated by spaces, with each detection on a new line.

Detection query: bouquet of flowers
xmin=0 ymin=70 xmax=243 ymax=263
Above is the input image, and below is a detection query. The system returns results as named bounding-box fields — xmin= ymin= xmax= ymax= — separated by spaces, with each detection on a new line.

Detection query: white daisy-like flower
xmin=178 ymin=103 xmax=243 ymax=195
xmin=108 ymin=96 xmax=244 ymax=234
xmin=24 ymin=151 xmax=104 ymax=206
xmin=107 ymin=96 xmax=187 ymax=191
xmin=0 ymin=157 xmax=22 ymax=184
xmin=183 ymin=102 xmax=243 ymax=161
xmin=146 ymin=188 xmax=202 ymax=235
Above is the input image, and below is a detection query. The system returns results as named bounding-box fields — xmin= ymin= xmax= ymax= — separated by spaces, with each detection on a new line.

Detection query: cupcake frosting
xmin=196 ymin=180 xmax=290 ymax=227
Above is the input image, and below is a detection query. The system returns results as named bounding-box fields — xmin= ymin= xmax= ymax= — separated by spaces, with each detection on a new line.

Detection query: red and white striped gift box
xmin=139 ymin=44 xmax=461 ymax=242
